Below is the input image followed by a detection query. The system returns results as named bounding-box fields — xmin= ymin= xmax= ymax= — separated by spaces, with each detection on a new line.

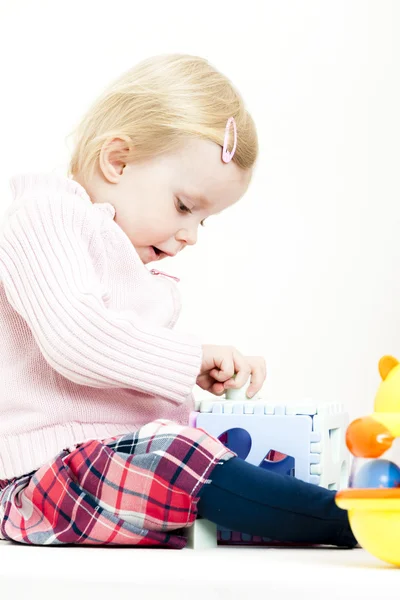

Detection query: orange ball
xmin=346 ymin=416 xmax=394 ymax=458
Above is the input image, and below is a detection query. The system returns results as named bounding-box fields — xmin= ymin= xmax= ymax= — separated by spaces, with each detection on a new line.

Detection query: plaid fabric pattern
xmin=0 ymin=420 xmax=235 ymax=548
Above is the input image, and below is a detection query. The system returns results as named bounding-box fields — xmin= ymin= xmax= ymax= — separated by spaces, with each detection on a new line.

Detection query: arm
xmin=0 ymin=192 xmax=202 ymax=404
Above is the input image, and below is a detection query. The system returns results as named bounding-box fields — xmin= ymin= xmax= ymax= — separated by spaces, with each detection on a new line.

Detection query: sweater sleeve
xmin=0 ymin=192 xmax=202 ymax=404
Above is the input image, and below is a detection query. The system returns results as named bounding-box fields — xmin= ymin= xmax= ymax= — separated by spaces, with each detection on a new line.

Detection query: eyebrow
xmin=181 ymin=189 xmax=216 ymax=213
xmin=191 ymin=192 xmax=212 ymax=208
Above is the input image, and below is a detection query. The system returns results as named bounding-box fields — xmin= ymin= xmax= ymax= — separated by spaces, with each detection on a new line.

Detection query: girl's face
xmin=82 ymin=137 xmax=252 ymax=264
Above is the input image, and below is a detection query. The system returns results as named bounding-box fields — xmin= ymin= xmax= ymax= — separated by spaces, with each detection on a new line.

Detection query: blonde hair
xmin=67 ymin=54 xmax=258 ymax=183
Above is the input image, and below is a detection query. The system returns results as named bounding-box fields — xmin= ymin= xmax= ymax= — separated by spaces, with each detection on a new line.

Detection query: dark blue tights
xmin=197 ymin=457 xmax=357 ymax=547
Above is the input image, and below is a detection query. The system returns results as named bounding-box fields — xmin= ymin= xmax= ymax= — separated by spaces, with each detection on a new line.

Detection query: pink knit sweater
xmin=0 ymin=174 xmax=203 ymax=480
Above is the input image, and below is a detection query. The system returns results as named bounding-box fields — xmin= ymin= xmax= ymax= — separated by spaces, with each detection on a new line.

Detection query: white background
xmin=0 ymin=0 xmax=399 ymax=420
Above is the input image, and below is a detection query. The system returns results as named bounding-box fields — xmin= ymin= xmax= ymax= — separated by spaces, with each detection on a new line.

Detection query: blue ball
xmin=354 ymin=459 xmax=400 ymax=489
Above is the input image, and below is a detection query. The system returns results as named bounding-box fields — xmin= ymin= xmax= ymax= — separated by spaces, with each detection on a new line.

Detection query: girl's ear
xmin=99 ymin=137 xmax=132 ymax=183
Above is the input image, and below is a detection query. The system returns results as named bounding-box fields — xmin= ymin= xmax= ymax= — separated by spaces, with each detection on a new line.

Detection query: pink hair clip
xmin=222 ymin=116 xmax=237 ymax=163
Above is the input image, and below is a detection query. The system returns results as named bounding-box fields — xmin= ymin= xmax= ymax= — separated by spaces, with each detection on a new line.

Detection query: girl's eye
xmin=176 ymin=198 xmax=205 ymax=226
xmin=177 ymin=199 xmax=192 ymax=214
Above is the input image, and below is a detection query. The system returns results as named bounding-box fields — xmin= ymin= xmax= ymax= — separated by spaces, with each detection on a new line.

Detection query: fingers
xmin=210 ymin=382 xmax=228 ymax=396
xmin=224 ymin=356 xmax=266 ymax=398
xmin=196 ymin=373 xmax=225 ymax=395
xmin=198 ymin=345 xmax=267 ymax=400
xmin=229 ymin=350 xmax=251 ymax=389
xmin=210 ymin=351 xmax=250 ymax=393
xmin=208 ymin=348 xmax=238 ymax=383
xmin=246 ymin=357 xmax=267 ymax=398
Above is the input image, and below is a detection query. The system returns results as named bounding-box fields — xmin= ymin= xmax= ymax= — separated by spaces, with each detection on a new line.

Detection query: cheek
xmin=136 ymin=216 xmax=173 ymax=245
xmin=113 ymin=208 xmax=143 ymax=244
xmin=114 ymin=197 xmax=177 ymax=244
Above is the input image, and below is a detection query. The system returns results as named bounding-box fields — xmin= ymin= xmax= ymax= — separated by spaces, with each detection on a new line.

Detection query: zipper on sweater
xmin=150 ymin=269 xmax=180 ymax=283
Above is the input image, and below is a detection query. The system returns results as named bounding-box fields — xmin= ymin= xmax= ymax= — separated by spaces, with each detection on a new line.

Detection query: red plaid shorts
xmin=0 ymin=420 xmax=235 ymax=548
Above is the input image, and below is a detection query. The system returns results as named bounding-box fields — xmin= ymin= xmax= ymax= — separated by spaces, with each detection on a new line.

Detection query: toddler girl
xmin=0 ymin=54 xmax=356 ymax=548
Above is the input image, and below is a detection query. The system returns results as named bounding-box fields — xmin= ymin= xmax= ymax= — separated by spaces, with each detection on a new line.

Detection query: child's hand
xmin=197 ymin=345 xmax=266 ymax=399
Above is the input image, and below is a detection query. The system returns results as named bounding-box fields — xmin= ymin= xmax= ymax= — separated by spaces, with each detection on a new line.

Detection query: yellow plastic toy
xmin=336 ymin=355 xmax=400 ymax=566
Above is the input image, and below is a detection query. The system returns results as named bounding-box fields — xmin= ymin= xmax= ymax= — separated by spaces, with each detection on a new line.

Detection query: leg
xmin=0 ymin=422 xmax=235 ymax=548
xmin=197 ymin=457 xmax=357 ymax=547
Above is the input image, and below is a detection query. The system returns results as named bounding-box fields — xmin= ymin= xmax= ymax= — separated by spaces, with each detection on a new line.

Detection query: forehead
xmin=170 ymin=138 xmax=251 ymax=210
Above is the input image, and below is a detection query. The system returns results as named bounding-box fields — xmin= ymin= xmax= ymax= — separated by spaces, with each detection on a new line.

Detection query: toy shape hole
xmin=260 ymin=449 xmax=295 ymax=477
xmin=218 ymin=428 xmax=252 ymax=460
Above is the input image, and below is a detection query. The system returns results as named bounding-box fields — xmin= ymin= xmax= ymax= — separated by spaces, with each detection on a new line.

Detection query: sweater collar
xmin=9 ymin=173 xmax=92 ymax=212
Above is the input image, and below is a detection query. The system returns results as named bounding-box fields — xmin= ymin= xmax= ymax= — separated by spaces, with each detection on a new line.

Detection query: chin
xmin=133 ymin=246 xmax=147 ymax=264
xmin=140 ymin=255 xmax=158 ymax=266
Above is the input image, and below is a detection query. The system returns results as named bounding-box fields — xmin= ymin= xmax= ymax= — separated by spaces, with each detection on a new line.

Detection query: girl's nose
xmin=176 ymin=227 xmax=198 ymax=246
